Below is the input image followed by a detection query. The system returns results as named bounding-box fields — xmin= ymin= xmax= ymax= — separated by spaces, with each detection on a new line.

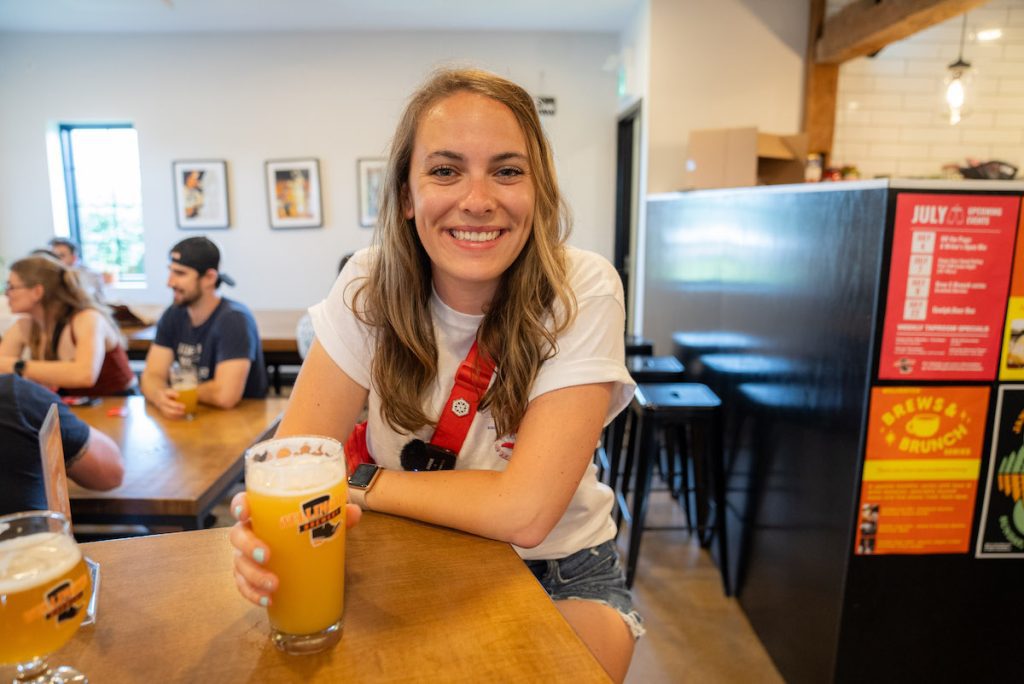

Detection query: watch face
xmin=349 ymin=463 xmax=379 ymax=488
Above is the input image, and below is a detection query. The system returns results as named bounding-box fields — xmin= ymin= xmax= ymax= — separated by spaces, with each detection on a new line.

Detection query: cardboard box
xmin=684 ymin=127 xmax=809 ymax=190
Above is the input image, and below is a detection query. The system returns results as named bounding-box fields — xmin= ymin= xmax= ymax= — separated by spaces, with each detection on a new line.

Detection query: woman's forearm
xmin=19 ymin=358 xmax=99 ymax=388
xmin=367 ymin=467 xmax=556 ymax=547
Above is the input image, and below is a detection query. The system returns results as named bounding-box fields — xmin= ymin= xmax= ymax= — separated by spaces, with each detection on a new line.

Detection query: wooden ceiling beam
xmin=804 ymin=0 xmax=839 ymax=159
xmin=816 ymin=0 xmax=989 ymax=64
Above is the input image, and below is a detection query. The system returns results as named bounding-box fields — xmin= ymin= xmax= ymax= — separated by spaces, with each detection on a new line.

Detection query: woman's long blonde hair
xmin=11 ymin=255 xmax=122 ymax=360
xmin=355 ymin=67 xmax=577 ymax=437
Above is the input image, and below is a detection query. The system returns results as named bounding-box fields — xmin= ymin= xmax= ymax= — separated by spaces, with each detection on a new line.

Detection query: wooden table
xmin=69 ymin=396 xmax=289 ymax=530
xmin=124 ymin=308 xmax=306 ymax=393
xmin=47 ymin=515 xmax=609 ymax=682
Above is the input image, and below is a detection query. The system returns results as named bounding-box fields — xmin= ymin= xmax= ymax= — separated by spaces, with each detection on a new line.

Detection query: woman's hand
xmin=229 ymin=491 xmax=362 ymax=607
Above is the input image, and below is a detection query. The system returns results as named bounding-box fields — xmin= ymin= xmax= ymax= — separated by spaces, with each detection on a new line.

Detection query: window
xmin=59 ymin=124 xmax=145 ymax=282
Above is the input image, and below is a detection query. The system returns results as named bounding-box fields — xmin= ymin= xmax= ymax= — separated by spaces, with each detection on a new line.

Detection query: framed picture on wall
xmin=265 ymin=158 xmax=323 ymax=229
xmin=172 ymin=160 xmax=229 ymax=229
xmin=357 ymin=158 xmax=386 ymax=228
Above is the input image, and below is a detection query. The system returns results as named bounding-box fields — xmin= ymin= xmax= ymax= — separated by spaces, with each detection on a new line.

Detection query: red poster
xmin=878 ymin=193 xmax=1020 ymax=380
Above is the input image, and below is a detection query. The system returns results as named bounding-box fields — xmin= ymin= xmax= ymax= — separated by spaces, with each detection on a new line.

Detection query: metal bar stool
xmin=615 ymin=382 xmax=730 ymax=595
xmin=624 ymin=334 xmax=654 ymax=357
xmin=602 ymin=356 xmax=685 ymax=493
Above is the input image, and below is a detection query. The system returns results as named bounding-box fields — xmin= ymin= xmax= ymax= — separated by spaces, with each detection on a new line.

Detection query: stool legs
xmin=625 ymin=410 xmax=655 ymax=589
xmin=613 ymin=410 xmax=637 ymax=531
xmin=710 ymin=410 xmax=731 ymax=595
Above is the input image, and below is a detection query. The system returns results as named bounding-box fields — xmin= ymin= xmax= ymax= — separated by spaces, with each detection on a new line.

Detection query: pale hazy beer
xmin=170 ymin=363 xmax=199 ymax=418
xmin=0 ymin=512 xmax=91 ymax=676
xmin=175 ymin=385 xmax=199 ymax=417
xmin=245 ymin=436 xmax=347 ymax=654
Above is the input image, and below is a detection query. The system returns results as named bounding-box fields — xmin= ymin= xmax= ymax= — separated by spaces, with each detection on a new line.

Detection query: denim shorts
xmin=525 ymin=539 xmax=645 ymax=640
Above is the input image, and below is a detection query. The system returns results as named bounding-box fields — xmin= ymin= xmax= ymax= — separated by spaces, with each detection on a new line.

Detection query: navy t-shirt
xmin=0 ymin=374 xmax=91 ymax=516
xmin=154 ymin=297 xmax=268 ymax=398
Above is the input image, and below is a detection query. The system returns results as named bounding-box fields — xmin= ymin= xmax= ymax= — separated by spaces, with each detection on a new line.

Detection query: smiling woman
xmin=229 ymin=68 xmax=641 ymax=683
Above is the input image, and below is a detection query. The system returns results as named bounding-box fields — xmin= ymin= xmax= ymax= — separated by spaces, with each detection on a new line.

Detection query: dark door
xmin=614 ymin=102 xmax=641 ymax=324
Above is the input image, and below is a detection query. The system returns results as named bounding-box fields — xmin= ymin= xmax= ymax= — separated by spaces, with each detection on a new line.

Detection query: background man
xmin=48 ymin=237 xmax=107 ymax=302
xmin=0 ymin=373 xmax=124 ymax=515
xmin=140 ymin=237 xmax=267 ymax=418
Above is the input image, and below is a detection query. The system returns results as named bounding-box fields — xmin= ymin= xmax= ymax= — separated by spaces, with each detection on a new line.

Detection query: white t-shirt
xmin=310 ymin=246 xmax=635 ymax=559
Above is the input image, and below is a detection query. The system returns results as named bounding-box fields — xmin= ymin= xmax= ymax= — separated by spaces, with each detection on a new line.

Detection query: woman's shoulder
xmin=7 ymin=315 xmax=32 ymax=339
xmin=70 ymin=307 xmax=117 ymax=340
xmin=563 ymin=246 xmax=621 ymax=300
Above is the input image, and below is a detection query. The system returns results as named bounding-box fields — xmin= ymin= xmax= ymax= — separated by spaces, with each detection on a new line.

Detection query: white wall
xmin=0 ymin=30 xmax=618 ymax=309
xmin=613 ymin=0 xmax=807 ymax=333
xmin=645 ymin=0 xmax=807 ymax=193
xmin=832 ymin=0 xmax=1024 ymax=178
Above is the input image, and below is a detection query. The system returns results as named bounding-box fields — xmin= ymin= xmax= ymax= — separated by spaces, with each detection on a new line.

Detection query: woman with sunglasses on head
xmin=230 ymin=68 xmax=641 ymax=681
xmin=0 ymin=254 xmax=135 ymax=396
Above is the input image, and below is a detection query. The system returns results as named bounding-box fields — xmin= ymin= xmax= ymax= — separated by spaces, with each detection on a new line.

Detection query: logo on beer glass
xmin=46 ymin=579 xmax=86 ymax=624
xmin=23 ymin=574 xmax=89 ymax=626
xmin=280 ymin=495 xmax=342 ymax=547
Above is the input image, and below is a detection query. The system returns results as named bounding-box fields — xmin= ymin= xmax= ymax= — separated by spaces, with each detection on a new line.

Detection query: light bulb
xmin=946 ymin=77 xmax=965 ymax=109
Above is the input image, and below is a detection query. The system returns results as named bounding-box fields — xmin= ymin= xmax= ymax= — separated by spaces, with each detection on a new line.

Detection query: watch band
xmin=13 ymin=359 xmax=26 ymax=377
xmin=348 ymin=486 xmax=370 ymax=510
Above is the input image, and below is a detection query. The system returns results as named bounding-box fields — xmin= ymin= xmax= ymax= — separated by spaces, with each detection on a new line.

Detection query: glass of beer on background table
xmin=245 ymin=436 xmax=347 ymax=655
xmin=170 ymin=362 xmax=199 ymax=419
xmin=0 ymin=510 xmax=92 ymax=683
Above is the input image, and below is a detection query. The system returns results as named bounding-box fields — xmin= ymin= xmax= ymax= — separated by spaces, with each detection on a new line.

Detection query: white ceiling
xmin=0 ymin=0 xmax=642 ymax=33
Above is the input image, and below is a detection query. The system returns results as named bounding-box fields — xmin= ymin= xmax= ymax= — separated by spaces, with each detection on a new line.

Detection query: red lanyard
xmin=429 ymin=339 xmax=496 ymax=455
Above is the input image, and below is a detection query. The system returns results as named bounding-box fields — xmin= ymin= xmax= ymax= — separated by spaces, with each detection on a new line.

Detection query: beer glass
xmin=245 ymin=436 xmax=347 ymax=655
xmin=169 ymin=363 xmax=199 ymax=419
xmin=0 ymin=511 xmax=92 ymax=683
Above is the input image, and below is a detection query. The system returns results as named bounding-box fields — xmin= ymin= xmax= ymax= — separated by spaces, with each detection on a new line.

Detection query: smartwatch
xmin=13 ymin=359 xmax=26 ymax=377
xmin=348 ymin=463 xmax=382 ymax=510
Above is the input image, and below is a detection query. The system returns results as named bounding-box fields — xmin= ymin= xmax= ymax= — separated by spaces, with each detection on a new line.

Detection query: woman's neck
xmin=432 ymin=278 xmax=496 ymax=316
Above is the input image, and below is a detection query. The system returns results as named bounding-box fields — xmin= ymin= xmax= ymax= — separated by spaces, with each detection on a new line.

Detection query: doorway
xmin=614 ymin=101 xmax=641 ymax=328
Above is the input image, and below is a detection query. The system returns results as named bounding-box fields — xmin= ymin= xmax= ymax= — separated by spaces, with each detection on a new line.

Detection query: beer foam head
xmin=245 ymin=436 xmax=345 ymax=497
xmin=247 ymin=453 xmax=346 ymax=497
xmin=0 ymin=532 xmax=82 ymax=594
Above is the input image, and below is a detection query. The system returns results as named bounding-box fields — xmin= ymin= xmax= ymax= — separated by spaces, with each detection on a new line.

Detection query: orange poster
xmin=855 ymin=386 xmax=989 ymax=555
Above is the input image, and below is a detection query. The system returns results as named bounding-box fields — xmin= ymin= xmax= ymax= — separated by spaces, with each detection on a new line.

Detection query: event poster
xmin=997 ymin=198 xmax=1024 ymax=380
xmin=855 ymin=386 xmax=989 ymax=555
xmin=976 ymin=386 xmax=1024 ymax=557
xmin=878 ymin=193 xmax=1020 ymax=381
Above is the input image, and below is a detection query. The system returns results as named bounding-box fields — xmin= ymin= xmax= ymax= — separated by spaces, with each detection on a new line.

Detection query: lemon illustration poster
xmin=997 ymin=198 xmax=1024 ymax=380
xmin=855 ymin=386 xmax=989 ymax=555
xmin=976 ymin=386 xmax=1024 ymax=557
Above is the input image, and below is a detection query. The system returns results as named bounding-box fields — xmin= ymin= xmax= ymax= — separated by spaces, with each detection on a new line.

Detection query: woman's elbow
xmin=505 ymin=513 xmax=557 ymax=549
xmin=64 ymin=366 xmax=101 ymax=389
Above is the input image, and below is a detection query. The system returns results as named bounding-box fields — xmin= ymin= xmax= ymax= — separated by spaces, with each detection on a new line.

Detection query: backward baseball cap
xmin=169 ymin=236 xmax=235 ymax=287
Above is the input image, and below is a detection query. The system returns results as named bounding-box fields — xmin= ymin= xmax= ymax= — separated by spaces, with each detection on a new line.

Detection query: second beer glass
xmin=169 ymin=363 xmax=199 ymax=419
xmin=244 ymin=435 xmax=347 ymax=654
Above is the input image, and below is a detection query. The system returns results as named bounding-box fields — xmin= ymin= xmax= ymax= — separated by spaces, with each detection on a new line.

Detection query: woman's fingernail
xmin=259 ymin=596 xmax=269 ymax=607
xmin=233 ymin=505 xmax=243 ymax=519
xmin=253 ymin=548 xmax=266 ymax=564
xmin=264 ymin=578 xmax=274 ymax=590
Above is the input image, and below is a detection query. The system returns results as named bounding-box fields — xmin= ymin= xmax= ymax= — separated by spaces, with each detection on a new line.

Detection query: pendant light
xmin=944 ymin=14 xmax=972 ymax=126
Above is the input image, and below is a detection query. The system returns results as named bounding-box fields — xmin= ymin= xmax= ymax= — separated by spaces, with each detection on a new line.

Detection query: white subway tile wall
xmin=827 ymin=0 xmax=1024 ymax=179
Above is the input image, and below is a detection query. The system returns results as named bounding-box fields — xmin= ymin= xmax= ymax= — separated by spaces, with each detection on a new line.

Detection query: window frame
xmin=57 ymin=122 xmax=145 ymax=283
